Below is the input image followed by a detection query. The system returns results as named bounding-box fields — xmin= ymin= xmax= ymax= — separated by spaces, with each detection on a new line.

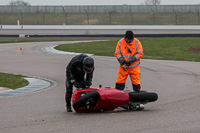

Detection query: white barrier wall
xmin=1 ymin=25 xmax=200 ymax=30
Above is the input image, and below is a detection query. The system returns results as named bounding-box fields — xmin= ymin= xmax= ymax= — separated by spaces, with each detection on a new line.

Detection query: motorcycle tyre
xmin=129 ymin=92 xmax=158 ymax=103
xmin=73 ymin=90 xmax=99 ymax=109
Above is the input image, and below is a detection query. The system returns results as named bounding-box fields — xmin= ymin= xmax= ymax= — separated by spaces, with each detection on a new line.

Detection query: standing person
xmin=115 ymin=30 xmax=143 ymax=92
xmin=65 ymin=54 xmax=94 ymax=112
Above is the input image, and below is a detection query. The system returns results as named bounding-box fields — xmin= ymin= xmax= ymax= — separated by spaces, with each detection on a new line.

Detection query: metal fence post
xmin=84 ymin=9 xmax=89 ymax=25
xmin=195 ymin=9 xmax=200 ymax=25
xmin=19 ymin=9 xmax=23 ymax=25
xmin=173 ymin=6 xmax=178 ymax=25
xmin=151 ymin=9 xmax=155 ymax=25
xmin=107 ymin=9 xmax=111 ymax=25
xmin=41 ymin=10 xmax=45 ymax=25
xmin=63 ymin=6 xmax=67 ymax=25
xmin=130 ymin=9 xmax=133 ymax=25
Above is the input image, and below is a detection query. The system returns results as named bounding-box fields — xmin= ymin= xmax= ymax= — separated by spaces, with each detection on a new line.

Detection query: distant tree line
xmin=8 ymin=0 xmax=161 ymax=6
xmin=143 ymin=0 xmax=161 ymax=5
xmin=9 ymin=0 xmax=30 ymax=6
xmin=7 ymin=0 xmax=200 ymax=6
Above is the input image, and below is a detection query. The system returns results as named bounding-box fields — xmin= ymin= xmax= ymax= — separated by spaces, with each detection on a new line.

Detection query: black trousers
xmin=65 ymin=79 xmax=86 ymax=107
xmin=115 ymin=83 xmax=141 ymax=92
xmin=65 ymin=79 xmax=73 ymax=107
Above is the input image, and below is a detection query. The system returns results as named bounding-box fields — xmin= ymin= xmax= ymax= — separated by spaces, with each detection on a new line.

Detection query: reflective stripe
xmin=120 ymin=39 xmax=123 ymax=53
xmin=137 ymin=50 xmax=143 ymax=53
xmin=135 ymin=55 xmax=139 ymax=60
xmin=128 ymin=62 xmax=140 ymax=68
xmin=122 ymin=54 xmax=132 ymax=57
xmin=115 ymin=50 xmax=121 ymax=53
xmin=117 ymin=56 xmax=123 ymax=59
xmin=135 ymin=40 xmax=138 ymax=53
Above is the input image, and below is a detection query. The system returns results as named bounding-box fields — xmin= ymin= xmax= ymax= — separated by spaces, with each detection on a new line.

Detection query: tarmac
xmin=0 ymin=42 xmax=94 ymax=98
xmin=1 ymin=40 xmax=200 ymax=133
xmin=0 ymin=45 xmax=72 ymax=98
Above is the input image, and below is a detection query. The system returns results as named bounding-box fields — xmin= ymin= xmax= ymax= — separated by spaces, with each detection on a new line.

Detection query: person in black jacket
xmin=65 ymin=54 xmax=95 ymax=112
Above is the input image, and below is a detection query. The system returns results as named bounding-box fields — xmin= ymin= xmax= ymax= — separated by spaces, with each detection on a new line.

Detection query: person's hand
xmin=125 ymin=60 xmax=131 ymax=66
xmin=126 ymin=55 xmax=137 ymax=65
xmin=85 ymin=86 xmax=90 ymax=88
xmin=74 ymin=82 xmax=82 ymax=88
xmin=70 ymin=79 xmax=75 ymax=84
xmin=118 ymin=57 xmax=125 ymax=65
xmin=85 ymin=81 xmax=92 ymax=87
xmin=122 ymin=64 xmax=127 ymax=71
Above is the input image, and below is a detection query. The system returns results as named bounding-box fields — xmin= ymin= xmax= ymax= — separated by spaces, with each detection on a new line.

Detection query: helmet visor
xmin=83 ymin=66 xmax=94 ymax=73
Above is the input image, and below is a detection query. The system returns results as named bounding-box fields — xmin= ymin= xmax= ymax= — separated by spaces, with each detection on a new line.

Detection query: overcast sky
xmin=0 ymin=0 xmax=200 ymax=6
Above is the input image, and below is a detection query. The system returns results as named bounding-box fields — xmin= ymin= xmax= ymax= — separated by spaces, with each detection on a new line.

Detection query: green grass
xmin=141 ymin=38 xmax=200 ymax=61
xmin=55 ymin=40 xmax=116 ymax=56
xmin=55 ymin=38 xmax=200 ymax=62
xmin=0 ymin=72 xmax=29 ymax=89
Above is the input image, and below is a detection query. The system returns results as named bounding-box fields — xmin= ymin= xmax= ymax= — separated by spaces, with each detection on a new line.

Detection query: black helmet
xmin=83 ymin=57 xmax=94 ymax=73
xmin=125 ymin=30 xmax=134 ymax=40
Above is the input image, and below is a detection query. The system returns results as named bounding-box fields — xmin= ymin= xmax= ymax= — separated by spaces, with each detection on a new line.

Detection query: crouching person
xmin=65 ymin=54 xmax=94 ymax=112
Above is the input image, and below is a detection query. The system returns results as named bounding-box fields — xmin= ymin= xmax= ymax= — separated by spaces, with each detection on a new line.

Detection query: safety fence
xmin=0 ymin=5 xmax=200 ymax=13
xmin=1 ymin=5 xmax=200 ymax=25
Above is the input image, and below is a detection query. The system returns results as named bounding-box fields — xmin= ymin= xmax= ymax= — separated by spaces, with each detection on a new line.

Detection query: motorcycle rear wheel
xmin=128 ymin=92 xmax=158 ymax=103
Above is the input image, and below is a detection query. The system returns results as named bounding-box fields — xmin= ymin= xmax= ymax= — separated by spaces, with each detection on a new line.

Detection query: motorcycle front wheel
xmin=73 ymin=90 xmax=100 ymax=109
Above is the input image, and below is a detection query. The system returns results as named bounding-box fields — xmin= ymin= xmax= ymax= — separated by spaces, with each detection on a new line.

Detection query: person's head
xmin=83 ymin=56 xmax=94 ymax=73
xmin=125 ymin=30 xmax=134 ymax=43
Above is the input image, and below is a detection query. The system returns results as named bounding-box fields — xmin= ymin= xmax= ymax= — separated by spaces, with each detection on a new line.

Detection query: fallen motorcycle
xmin=72 ymin=87 xmax=158 ymax=113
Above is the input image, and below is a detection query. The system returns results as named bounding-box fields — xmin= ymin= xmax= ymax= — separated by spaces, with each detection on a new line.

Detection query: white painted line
xmin=42 ymin=45 xmax=93 ymax=56
xmin=0 ymin=87 xmax=12 ymax=92
xmin=42 ymin=40 xmax=106 ymax=56
xmin=0 ymin=78 xmax=51 ymax=98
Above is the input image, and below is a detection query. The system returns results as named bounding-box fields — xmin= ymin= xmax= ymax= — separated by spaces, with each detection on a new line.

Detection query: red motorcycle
xmin=72 ymin=87 xmax=158 ymax=113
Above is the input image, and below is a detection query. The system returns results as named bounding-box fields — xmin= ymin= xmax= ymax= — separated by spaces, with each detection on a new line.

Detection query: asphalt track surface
xmin=0 ymin=41 xmax=200 ymax=133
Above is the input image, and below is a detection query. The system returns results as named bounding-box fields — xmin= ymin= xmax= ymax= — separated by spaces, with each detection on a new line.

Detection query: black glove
xmin=125 ymin=61 xmax=131 ymax=66
xmin=74 ymin=81 xmax=82 ymax=88
xmin=118 ymin=56 xmax=125 ymax=65
xmin=85 ymin=81 xmax=92 ymax=87
xmin=70 ymin=79 xmax=75 ymax=84
xmin=126 ymin=55 xmax=137 ymax=65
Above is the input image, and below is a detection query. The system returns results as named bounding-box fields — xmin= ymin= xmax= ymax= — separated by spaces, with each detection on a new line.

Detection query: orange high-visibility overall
xmin=115 ymin=38 xmax=143 ymax=91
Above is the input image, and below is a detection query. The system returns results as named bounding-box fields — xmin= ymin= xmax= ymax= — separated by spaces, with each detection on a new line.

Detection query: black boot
xmin=132 ymin=84 xmax=141 ymax=92
xmin=67 ymin=105 xmax=72 ymax=112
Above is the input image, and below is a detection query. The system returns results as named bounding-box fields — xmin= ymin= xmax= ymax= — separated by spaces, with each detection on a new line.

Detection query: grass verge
xmin=0 ymin=72 xmax=29 ymax=89
xmin=55 ymin=37 xmax=200 ymax=62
